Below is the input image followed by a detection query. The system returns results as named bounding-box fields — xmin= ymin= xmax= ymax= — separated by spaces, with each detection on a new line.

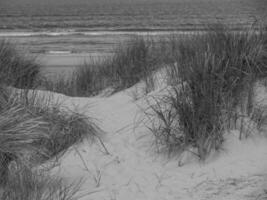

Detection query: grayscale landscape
xmin=0 ymin=0 xmax=267 ymax=199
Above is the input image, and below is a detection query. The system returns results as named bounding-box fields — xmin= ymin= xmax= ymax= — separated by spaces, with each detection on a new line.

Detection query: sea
xmin=0 ymin=0 xmax=266 ymax=76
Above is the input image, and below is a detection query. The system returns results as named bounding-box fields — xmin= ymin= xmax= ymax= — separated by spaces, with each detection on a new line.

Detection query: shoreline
xmin=0 ymin=25 xmax=260 ymax=37
xmin=0 ymin=30 xmax=203 ymax=37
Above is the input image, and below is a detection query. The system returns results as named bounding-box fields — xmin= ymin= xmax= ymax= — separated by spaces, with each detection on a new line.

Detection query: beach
xmin=1 ymin=0 xmax=266 ymax=79
xmin=1 ymin=0 xmax=267 ymax=199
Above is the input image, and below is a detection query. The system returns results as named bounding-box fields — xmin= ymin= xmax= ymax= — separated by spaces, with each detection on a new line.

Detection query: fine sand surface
xmin=33 ymin=75 xmax=267 ymax=200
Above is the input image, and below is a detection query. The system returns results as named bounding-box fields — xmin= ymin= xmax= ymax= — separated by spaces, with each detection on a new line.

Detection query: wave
xmin=47 ymin=50 xmax=72 ymax=54
xmin=0 ymin=29 xmax=201 ymax=37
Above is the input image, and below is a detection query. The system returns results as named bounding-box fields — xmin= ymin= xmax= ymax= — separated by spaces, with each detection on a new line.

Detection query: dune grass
xmin=0 ymin=40 xmax=41 ymax=88
xmin=44 ymin=36 xmax=162 ymax=96
xmin=0 ymin=37 xmax=162 ymax=96
xmin=1 ymin=24 xmax=266 ymax=165
xmin=0 ymin=87 xmax=99 ymax=168
xmin=18 ymin=89 xmax=99 ymax=161
xmin=147 ymin=25 xmax=267 ymax=160
xmin=0 ymin=87 xmax=100 ymax=197
xmin=2 ymin=164 xmax=81 ymax=200
xmin=0 ymin=40 xmax=100 ymax=196
xmin=0 ymin=87 xmax=47 ymax=185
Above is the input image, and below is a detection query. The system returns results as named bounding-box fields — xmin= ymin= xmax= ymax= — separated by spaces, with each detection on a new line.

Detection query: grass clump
xmin=0 ymin=40 xmax=41 ymax=88
xmin=29 ymin=102 xmax=98 ymax=160
xmin=2 ymin=164 xmax=80 ymax=200
xmin=0 ymin=87 xmax=48 ymax=185
xmin=148 ymin=25 xmax=267 ymax=160
xmin=0 ymin=88 xmax=99 ymax=164
xmin=45 ymin=36 xmax=161 ymax=96
xmin=0 ymin=87 xmax=99 ymax=195
xmin=110 ymin=36 xmax=159 ymax=89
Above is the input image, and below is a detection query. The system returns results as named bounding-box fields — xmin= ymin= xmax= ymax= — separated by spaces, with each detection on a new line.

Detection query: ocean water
xmin=0 ymin=0 xmax=266 ymax=70
xmin=1 ymin=0 xmax=266 ymax=31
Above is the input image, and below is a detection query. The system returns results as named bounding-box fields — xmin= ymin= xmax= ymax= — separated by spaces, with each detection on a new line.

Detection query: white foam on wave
xmin=0 ymin=30 xmax=199 ymax=37
xmin=0 ymin=31 xmax=76 ymax=37
xmin=47 ymin=50 xmax=72 ymax=54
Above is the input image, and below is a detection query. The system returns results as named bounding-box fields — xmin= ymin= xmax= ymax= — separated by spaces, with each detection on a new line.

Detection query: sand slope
xmin=41 ymin=82 xmax=267 ymax=200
